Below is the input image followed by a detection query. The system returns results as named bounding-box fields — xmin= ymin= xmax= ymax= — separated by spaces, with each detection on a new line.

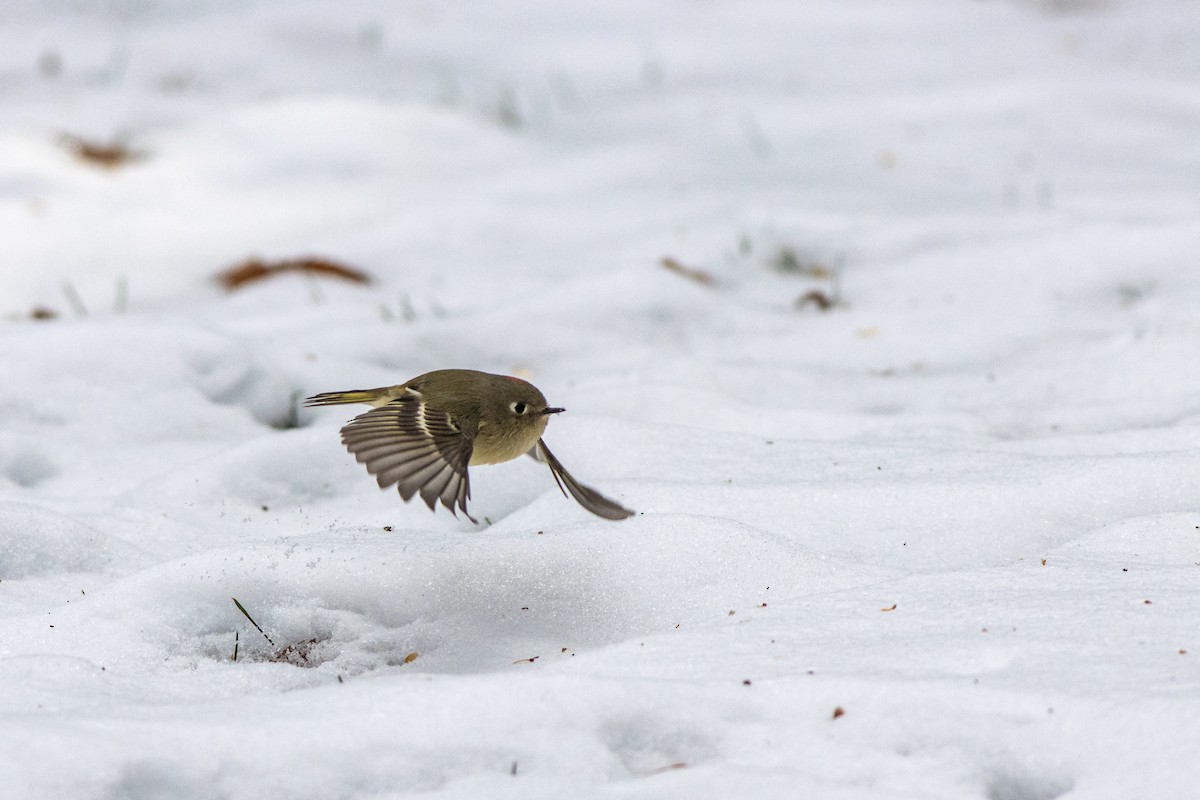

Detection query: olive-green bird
xmin=305 ymin=369 xmax=634 ymax=522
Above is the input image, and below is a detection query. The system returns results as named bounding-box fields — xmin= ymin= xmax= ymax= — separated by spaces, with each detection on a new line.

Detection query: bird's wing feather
xmin=340 ymin=396 xmax=475 ymax=522
xmin=531 ymin=439 xmax=634 ymax=520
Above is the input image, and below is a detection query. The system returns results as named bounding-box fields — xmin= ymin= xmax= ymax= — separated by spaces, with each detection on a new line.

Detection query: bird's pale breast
xmin=469 ymin=415 xmax=548 ymax=465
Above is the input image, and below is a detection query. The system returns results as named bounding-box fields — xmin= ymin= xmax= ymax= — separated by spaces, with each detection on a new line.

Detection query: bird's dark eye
xmin=510 ymin=401 xmax=527 ymax=415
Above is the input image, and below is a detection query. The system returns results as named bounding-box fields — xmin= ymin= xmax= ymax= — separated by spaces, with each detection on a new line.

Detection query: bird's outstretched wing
xmin=530 ymin=439 xmax=634 ymax=520
xmin=339 ymin=393 xmax=475 ymax=522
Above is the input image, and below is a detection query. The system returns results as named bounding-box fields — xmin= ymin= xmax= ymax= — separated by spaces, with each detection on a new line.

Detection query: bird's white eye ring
xmin=510 ymin=401 xmax=527 ymax=415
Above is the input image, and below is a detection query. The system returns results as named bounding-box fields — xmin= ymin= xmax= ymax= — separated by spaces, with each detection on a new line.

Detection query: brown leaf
xmin=216 ymin=260 xmax=273 ymax=289
xmin=646 ymin=762 xmax=687 ymax=775
xmin=832 ymin=706 xmax=845 ymax=719
xmin=291 ymin=257 xmax=373 ymax=283
xmin=795 ymin=290 xmax=835 ymax=311
xmin=660 ymin=256 xmax=715 ymax=286
xmin=215 ymin=256 xmax=373 ymax=291
xmin=59 ymin=133 xmax=148 ymax=169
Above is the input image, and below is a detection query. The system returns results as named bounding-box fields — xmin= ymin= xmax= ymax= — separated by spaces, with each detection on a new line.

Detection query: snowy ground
xmin=2 ymin=1 xmax=1199 ymax=797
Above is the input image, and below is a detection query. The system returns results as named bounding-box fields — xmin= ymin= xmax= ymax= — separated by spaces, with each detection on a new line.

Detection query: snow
xmin=2 ymin=0 xmax=1199 ymax=797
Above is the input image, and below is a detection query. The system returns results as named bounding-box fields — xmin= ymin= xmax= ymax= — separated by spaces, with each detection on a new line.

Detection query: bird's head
xmin=498 ymin=376 xmax=564 ymax=425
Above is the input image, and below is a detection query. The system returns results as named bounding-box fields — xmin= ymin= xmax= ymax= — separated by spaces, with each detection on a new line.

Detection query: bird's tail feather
xmin=304 ymin=389 xmax=391 ymax=407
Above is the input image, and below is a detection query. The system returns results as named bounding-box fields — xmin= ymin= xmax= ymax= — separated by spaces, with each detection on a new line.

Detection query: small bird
xmin=305 ymin=369 xmax=634 ymax=522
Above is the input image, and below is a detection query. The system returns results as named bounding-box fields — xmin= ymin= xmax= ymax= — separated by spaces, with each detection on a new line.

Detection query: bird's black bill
xmin=541 ymin=406 xmax=565 ymax=416
xmin=531 ymin=439 xmax=634 ymax=521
